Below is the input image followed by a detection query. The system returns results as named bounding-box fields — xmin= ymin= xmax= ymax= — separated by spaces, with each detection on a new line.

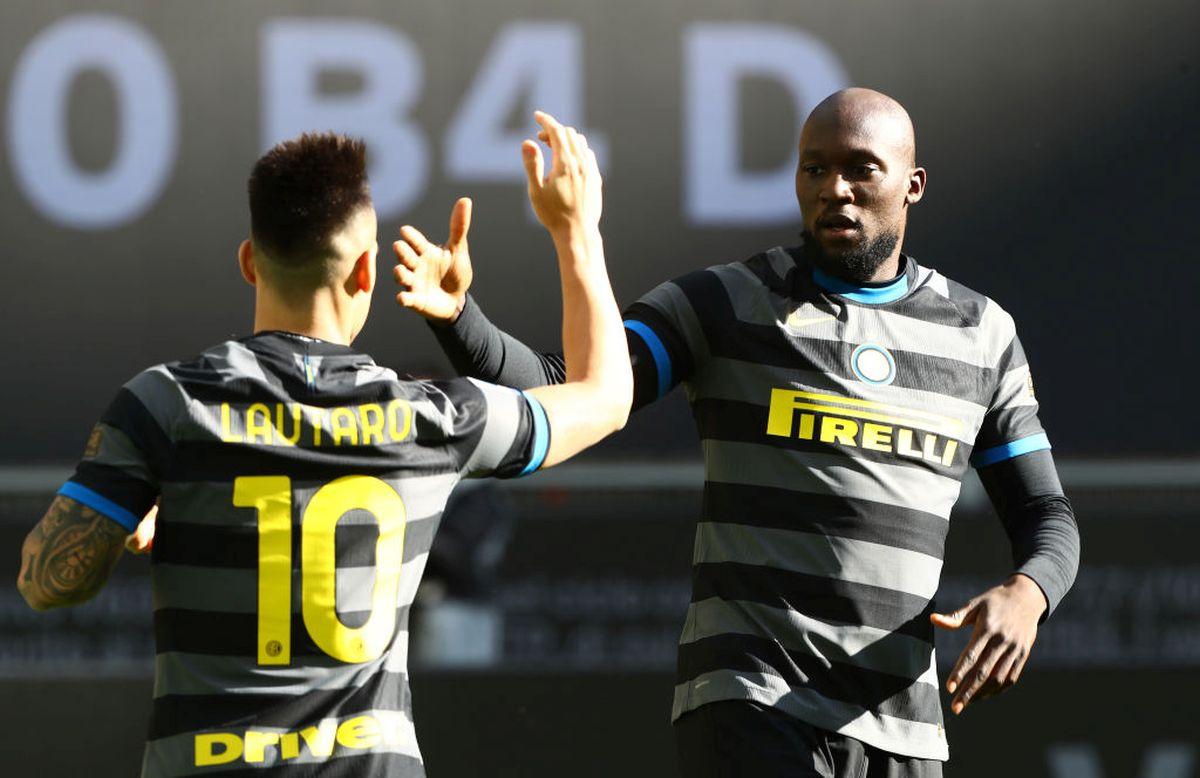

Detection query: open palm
xmin=393 ymin=197 xmax=474 ymax=323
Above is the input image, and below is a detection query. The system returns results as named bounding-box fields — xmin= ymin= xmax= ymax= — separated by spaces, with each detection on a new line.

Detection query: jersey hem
xmin=672 ymin=678 xmax=950 ymax=762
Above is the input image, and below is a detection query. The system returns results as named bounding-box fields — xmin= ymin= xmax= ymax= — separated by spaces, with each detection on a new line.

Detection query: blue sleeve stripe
xmin=970 ymin=433 xmax=1052 ymax=468
xmin=57 ymin=481 xmax=140 ymax=532
xmin=518 ymin=391 xmax=551 ymax=476
xmin=624 ymin=320 xmax=672 ymax=399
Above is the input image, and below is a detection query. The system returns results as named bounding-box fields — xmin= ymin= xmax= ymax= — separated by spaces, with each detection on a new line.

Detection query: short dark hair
xmin=247 ymin=132 xmax=371 ymax=282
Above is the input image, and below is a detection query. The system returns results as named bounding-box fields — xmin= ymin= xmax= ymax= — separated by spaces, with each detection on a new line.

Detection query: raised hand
xmin=393 ymin=197 xmax=474 ymax=323
xmin=931 ymin=573 xmax=1047 ymax=714
xmin=523 ymin=111 xmax=602 ymax=236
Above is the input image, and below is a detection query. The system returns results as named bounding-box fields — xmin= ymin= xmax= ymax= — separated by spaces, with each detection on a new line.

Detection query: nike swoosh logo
xmin=786 ymin=313 xmax=834 ymax=328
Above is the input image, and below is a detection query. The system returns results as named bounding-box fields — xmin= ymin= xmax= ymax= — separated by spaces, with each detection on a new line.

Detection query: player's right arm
xmin=18 ymin=494 xmax=131 ymax=610
xmin=394 ymin=153 xmax=693 ymax=415
xmin=18 ymin=418 xmax=161 ymax=610
xmin=18 ymin=370 xmax=170 ymax=610
xmin=518 ymin=112 xmax=631 ymax=466
xmin=400 ymin=112 xmax=631 ymax=467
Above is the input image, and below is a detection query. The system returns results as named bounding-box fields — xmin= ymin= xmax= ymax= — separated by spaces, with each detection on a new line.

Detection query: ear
xmin=906 ymin=167 xmax=927 ymax=206
xmin=351 ymin=248 xmax=374 ymax=294
xmin=237 ymin=240 xmax=257 ymax=286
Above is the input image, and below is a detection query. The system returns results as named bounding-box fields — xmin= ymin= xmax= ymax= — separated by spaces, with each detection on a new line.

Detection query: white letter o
xmin=6 ymin=14 xmax=178 ymax=229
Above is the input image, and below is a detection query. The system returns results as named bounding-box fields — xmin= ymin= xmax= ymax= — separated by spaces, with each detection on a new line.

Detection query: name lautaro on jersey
xmin=218 ymin=400 xmax=414 ymax=447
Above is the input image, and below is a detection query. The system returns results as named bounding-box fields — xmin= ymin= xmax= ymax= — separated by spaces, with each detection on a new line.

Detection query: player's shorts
xmin=673 ymin=700 xmax=942 ymax=778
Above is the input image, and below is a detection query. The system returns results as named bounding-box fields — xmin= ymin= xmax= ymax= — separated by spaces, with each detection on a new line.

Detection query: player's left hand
xmin=930 ymin=573 xmax=1046 ymax=714
xmin=393 ymin=197 xmax=474 ymax=323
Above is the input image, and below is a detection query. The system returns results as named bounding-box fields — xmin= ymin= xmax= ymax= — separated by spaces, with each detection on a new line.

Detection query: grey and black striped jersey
xmin=622 ymin=244 xmax=1051 ymax=761
xmin=58 ymin=331 xmax=549 ymax=777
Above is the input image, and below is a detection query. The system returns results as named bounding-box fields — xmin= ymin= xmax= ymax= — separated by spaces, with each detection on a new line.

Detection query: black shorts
xmin=674 ymin=701 xmax=943 ymax=778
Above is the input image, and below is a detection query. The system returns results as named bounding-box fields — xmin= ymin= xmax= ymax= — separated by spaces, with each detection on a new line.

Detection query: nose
xmin=820 ymin=173 xmax=854 ymax=204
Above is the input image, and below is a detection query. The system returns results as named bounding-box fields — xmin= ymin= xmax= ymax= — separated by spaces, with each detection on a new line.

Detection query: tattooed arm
xmin=17 ymin=495 xmax=130 ymax=611
xmin=20 ymin=370 xmax=169 ymax=611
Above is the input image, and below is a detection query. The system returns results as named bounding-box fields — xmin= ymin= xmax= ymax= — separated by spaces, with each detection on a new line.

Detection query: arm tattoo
xmin=17 ymin=495 xmax=128 ymax=610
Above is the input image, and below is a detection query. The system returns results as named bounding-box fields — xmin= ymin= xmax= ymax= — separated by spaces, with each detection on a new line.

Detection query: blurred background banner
xmin=1 ymin=1 xmax=1198 ymax=777
xmin=1 ymin=0 xmax=1198 ymax=459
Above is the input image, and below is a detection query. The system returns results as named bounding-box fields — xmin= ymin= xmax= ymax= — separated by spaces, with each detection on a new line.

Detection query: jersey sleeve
xmin=438 ymin=377 xmax=550 ymax=480
xmin=58 ymin=368 xmax=176 ymax=531
xmin=971 ymin=325 xmax=1051 ymax=469
xmin=430 ymin=294 xmax=567 ymax=391
xmin=622 ymin=273 xmax=709 ymax=409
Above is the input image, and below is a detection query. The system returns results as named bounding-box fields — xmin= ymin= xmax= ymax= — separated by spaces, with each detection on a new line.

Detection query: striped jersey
xmin=58 ymin=331 xmax=549 ymax=777
xmin=622 ymin=244 xmax=1049 ymax=760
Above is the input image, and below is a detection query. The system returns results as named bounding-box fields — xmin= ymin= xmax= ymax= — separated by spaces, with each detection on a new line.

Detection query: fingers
xmin=447 ymin=197 xmax=472 ymax=249
xmin=975 ymin=645 xmax=1022 ymax=701
xmin=956 ymin=640 xmax=1025 ymax=709
xmin=951 ymin=634 xmax=1004 ymax=714
xmin=399 ymin=225 xmax=433 ymax=254
xmin=534 ymin=111 xmax=566 ymax=153
xmin=534 ymin=110 xmax=573 ymax=173
xmin=1009 ymin=646 xmax=1032 ymax=684
xmin=393 ymin=239 xmax=419 ymax=270
xmin=522 ymin=140 xmax=545 ymax=191
xmin=530 ymin=112 xmax=595 ymax=177
xmin=945 ymin=619 xmax=988 ymax=695
xmin=930 ymin=598 xmax=977 ymax=630
xmin=565 ymin=126 xmax=583 ymax=163
xmin=393 ymin=263 xmax=416 ymax=289
xmin=573 ymin=130 xmax=598 ymax=176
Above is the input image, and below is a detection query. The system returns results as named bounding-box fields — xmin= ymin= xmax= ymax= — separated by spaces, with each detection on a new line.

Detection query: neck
xmin=862 ymin=252 xmax=904 ymax=284
xmin=253 ymin=286 xmax=354 ymax=345
xmin=863 ymin=225 xmax=907 ymax=283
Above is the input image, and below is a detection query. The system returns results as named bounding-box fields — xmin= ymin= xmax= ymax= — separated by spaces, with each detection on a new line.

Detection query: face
xmin=795 ymin=112 xmax=925 ymax=280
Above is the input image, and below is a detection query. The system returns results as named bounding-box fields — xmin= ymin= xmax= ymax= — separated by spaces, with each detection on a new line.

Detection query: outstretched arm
xmin=398 ymin=112 xmax=632 ymax=469
xmin=18 ymin=495 xmax=130 ymax=610
xmin=516 ymin=112 xmax=631 ymax=467
xmin=393 ymin=204 xmax=683 ymax=408
xmin=391 ymin=192 xmax=564 ymax=388
xmin=432 ymin=295 xmax=566 ymax=390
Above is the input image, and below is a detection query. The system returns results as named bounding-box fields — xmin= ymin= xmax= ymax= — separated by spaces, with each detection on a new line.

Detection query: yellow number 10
xmin=232 ymin=475 xmax=407 ymax=667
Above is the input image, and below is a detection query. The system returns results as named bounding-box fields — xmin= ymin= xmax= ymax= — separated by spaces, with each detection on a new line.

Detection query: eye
xmin=801 ymin=164 xmax=824 ymax=176
xmin=850 ymin=164 xmax=880 ymax=179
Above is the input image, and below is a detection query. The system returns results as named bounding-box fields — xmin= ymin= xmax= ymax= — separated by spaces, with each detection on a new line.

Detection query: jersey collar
xmin=791 ymin=239 xmax=917 ymax=305
xmin=243 ymin=330 xmax=365 ymax=359
xmin=811 ymin=264 xmax=909 ymax=304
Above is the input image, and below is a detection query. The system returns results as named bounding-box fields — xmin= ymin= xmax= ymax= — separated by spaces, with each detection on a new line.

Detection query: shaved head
xmin=805 ymin=88 xmax=916 ymax=166
xmin=795 ymin=88 xmax=926 ymax=283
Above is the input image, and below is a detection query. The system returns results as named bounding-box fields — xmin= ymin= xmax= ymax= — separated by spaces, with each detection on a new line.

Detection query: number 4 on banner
xmin=445 ymin=22 xmax=608 ymax=185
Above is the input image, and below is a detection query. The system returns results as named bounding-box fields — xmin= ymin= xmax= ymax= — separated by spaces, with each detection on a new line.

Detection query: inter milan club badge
xmin=850 ymin=343 xmax=896 ymax=386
